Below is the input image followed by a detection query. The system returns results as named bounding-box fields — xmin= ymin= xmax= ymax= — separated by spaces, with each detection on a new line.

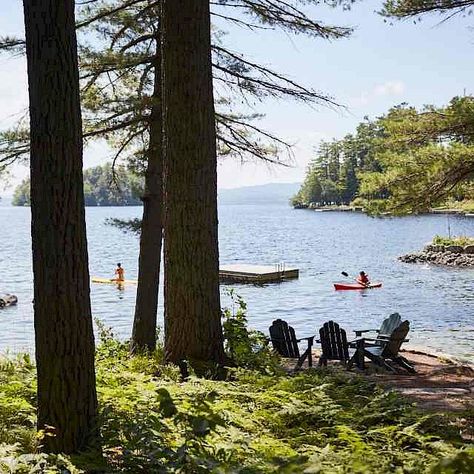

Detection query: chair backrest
xmin=375 ymin=313 xmax=402 ymax=346
xmin=381 ymin=320 xmax=410 ymax=357
xmin=319 ymin=321 xmax=349 ymax=362
xmin=269 ymin=319 xmax=300 ymax=358
xmin=378 ymin=313 xmax=402 ymax=337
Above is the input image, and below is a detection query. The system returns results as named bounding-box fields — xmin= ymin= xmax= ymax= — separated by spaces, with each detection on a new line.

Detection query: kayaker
xmin=114 ymin=263 xmax=125 ymax=281
xmin=357 ymin=271 xmax=370 ymax=287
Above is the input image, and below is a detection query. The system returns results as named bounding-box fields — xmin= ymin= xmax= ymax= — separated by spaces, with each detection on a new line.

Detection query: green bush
xmin=432 ymin=235 xmax=474 ymax=247
xmin=222 ymin=290 xmax=281 ymax=373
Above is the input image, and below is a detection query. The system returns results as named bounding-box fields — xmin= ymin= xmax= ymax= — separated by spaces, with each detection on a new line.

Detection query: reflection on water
xmin=0 ymin=204 xmax=473 ymax=362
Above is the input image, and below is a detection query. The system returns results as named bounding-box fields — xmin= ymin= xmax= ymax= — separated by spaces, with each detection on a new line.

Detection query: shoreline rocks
xmin=399 ymin=244 xmax=474 ymax=267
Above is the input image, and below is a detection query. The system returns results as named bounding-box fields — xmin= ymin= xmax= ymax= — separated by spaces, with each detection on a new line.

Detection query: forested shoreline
xmin=12 ymin=163 xmax=143 ymax=207
xmin=293 ymin=96 xmax=474 ymax=215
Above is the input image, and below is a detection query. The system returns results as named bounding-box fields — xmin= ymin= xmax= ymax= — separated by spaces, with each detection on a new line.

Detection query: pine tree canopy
xmin=381 ymin=0 xmax=474 ymax=19
xmin=0 ymin=0 xmax=352 ymax=173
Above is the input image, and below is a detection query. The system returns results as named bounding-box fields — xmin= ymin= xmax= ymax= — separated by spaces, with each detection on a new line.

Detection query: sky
xmin=0 ymin=0 xmax=473 ymax=192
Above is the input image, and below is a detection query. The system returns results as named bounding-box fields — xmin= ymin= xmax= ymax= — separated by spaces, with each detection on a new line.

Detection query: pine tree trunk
xmin=162 ymin=0 xmax=225 ymax=364
xmin=131 ymin=49 xmax=163 ymax=353
xmin=23 ymin=0 xmax=99 ymax=453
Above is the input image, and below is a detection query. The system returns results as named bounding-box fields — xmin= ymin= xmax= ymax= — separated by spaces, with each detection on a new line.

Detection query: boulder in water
xmin=0 ymin=294 xmax=18 ymax=307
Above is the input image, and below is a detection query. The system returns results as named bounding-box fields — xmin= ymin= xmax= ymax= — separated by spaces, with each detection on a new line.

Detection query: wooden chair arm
xmin=352 ymin=336 xmax=409 ymax=344
xmin=371 ymin=335 xmax=410 ymax=343
xmin=354 ymin=329 xmax=378 ymax=337
xmin=354 ymin=337 xmax=377 ymax=342
xmin=347 ymin=338 xmax=365 ymax=347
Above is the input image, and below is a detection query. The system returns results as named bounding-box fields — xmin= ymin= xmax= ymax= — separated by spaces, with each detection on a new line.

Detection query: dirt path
xmin=369 ymin=350 xmax=473 ymax=412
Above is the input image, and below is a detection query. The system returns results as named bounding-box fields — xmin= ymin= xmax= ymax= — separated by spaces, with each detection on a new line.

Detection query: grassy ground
xmin=0 ymin=328 xmax=473 ymax=473
xmin=437 ymin=200 xmax=474 ymax=214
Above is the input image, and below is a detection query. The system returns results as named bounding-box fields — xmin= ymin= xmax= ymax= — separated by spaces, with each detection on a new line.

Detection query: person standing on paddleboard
xmin=357 ymin=271 xmax=370 ymax=287
xmin=114 ymin=263 xmax=125 ymax=282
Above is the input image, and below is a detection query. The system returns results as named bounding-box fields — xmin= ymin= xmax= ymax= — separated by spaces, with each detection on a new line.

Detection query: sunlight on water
xmin=0 ymin=204 xmax=473 ymax=362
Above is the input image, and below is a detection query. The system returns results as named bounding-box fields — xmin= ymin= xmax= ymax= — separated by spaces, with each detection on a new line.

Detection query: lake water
xmin=1 ymin=204 xmax=473 ymax=362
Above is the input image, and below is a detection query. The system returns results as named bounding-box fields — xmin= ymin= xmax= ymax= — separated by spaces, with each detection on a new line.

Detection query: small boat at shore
xmin=334 ymin=282 xmax=382 ymax=291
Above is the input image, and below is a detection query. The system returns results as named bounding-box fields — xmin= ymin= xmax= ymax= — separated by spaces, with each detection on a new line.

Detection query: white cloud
xmin=373 ymin=81 xmax=405 ymax=97
xmin=349 ymin=80 xmax=406 ymax=107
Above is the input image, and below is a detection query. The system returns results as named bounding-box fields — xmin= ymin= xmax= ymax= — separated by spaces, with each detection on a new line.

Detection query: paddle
xmin=341 ymin=271 xmax=370 ymax=288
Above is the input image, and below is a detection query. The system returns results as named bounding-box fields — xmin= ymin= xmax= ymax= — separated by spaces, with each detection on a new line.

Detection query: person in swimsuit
xmin=114 ymin=263 xmax=125 ymax=281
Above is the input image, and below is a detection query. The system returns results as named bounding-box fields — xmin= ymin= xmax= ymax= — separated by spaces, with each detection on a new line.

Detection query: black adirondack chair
xmin=269 ymin=319 xmax=314 ymax=370
xmin=358 ymin=320 xmax=415 ymax=373
xmin=317 ymin=321 xmax=362 ymax=368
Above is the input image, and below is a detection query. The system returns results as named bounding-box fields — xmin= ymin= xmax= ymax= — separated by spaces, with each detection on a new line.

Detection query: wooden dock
xmin=219 ymin=264 xmax=299 ymax=284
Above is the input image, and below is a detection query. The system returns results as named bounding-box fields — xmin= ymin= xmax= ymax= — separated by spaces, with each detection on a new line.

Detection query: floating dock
xmin=219 ymin=264 xmax=299 ymax=284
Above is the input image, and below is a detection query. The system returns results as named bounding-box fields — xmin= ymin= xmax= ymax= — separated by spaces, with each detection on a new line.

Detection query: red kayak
xmin=334 ymin=282 xmax=382 ymax=291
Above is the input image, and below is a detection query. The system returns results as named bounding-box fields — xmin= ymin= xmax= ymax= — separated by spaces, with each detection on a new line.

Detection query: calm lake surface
xmin=1 ymin=203 xmax=473 ymax=362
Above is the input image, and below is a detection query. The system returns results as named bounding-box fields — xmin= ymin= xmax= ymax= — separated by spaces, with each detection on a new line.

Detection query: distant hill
xmin=3 ymin=183 xmax=301 ymax=207
xmin=218 ymin=183 xmax=300 ymax=205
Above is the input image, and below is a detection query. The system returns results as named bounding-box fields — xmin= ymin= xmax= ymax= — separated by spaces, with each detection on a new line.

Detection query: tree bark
xmin=23 ymin=0 xmax=99 ymax=453
xmin=162 ymin=0 xmax=225 ymax=364
xmin=131 ymin=47 xmax=163 ymax=353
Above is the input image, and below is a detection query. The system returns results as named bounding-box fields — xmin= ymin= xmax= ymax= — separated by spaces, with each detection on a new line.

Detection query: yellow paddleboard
xmin=92 ymin=277 xmax=138 ymax=285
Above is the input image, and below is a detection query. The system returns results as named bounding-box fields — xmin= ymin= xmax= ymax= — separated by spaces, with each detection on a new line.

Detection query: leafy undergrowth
xmin=0 ymin=328 xmax=473 ymax=472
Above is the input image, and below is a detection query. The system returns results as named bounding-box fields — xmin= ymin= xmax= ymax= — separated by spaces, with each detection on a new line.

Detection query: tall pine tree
xmin=23 ymin=0 xmax=98 ymax=453
xmin=162 ymin=0 xmax=225 ymax=365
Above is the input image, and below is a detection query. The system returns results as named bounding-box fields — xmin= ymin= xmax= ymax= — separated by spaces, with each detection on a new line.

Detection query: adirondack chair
xmin=269 ymin=319 xmax=314 ymax=370
xmin=354 ymin=313 xmax=402 ymax=342
xmin=358 ymin=320 xmax=415 ymax=373
xmin=317 ymin=321 xmax=362 ymax=368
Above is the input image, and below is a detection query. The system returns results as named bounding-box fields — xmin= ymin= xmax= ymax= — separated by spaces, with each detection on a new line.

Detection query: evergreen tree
xmin=2 ymin=0 xmax=353 ymax=356
xmin=131 ymin=34 xmax=163 ymax=353
xmin=12 ymin=163 xmax=143 ymax=207
xmin=292 ymin=118 xmax=384 ymax=207
xmin=12 ymin=178 xmax=30 ymax=206
xmin=162 ymin=0 xmax=225 ymax=365
xmin=23 ymin=0 xmax=98 ymax=453
xmin=359 ymin=97 xmax=474 ymax=214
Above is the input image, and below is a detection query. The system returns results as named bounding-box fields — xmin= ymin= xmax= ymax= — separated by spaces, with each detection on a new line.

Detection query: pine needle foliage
xmin=0 ymin=0 xmax=352 ymax=171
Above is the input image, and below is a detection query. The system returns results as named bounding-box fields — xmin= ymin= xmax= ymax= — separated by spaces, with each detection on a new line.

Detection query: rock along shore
xmin=400 ymin=244 xmax=474 ymax=267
